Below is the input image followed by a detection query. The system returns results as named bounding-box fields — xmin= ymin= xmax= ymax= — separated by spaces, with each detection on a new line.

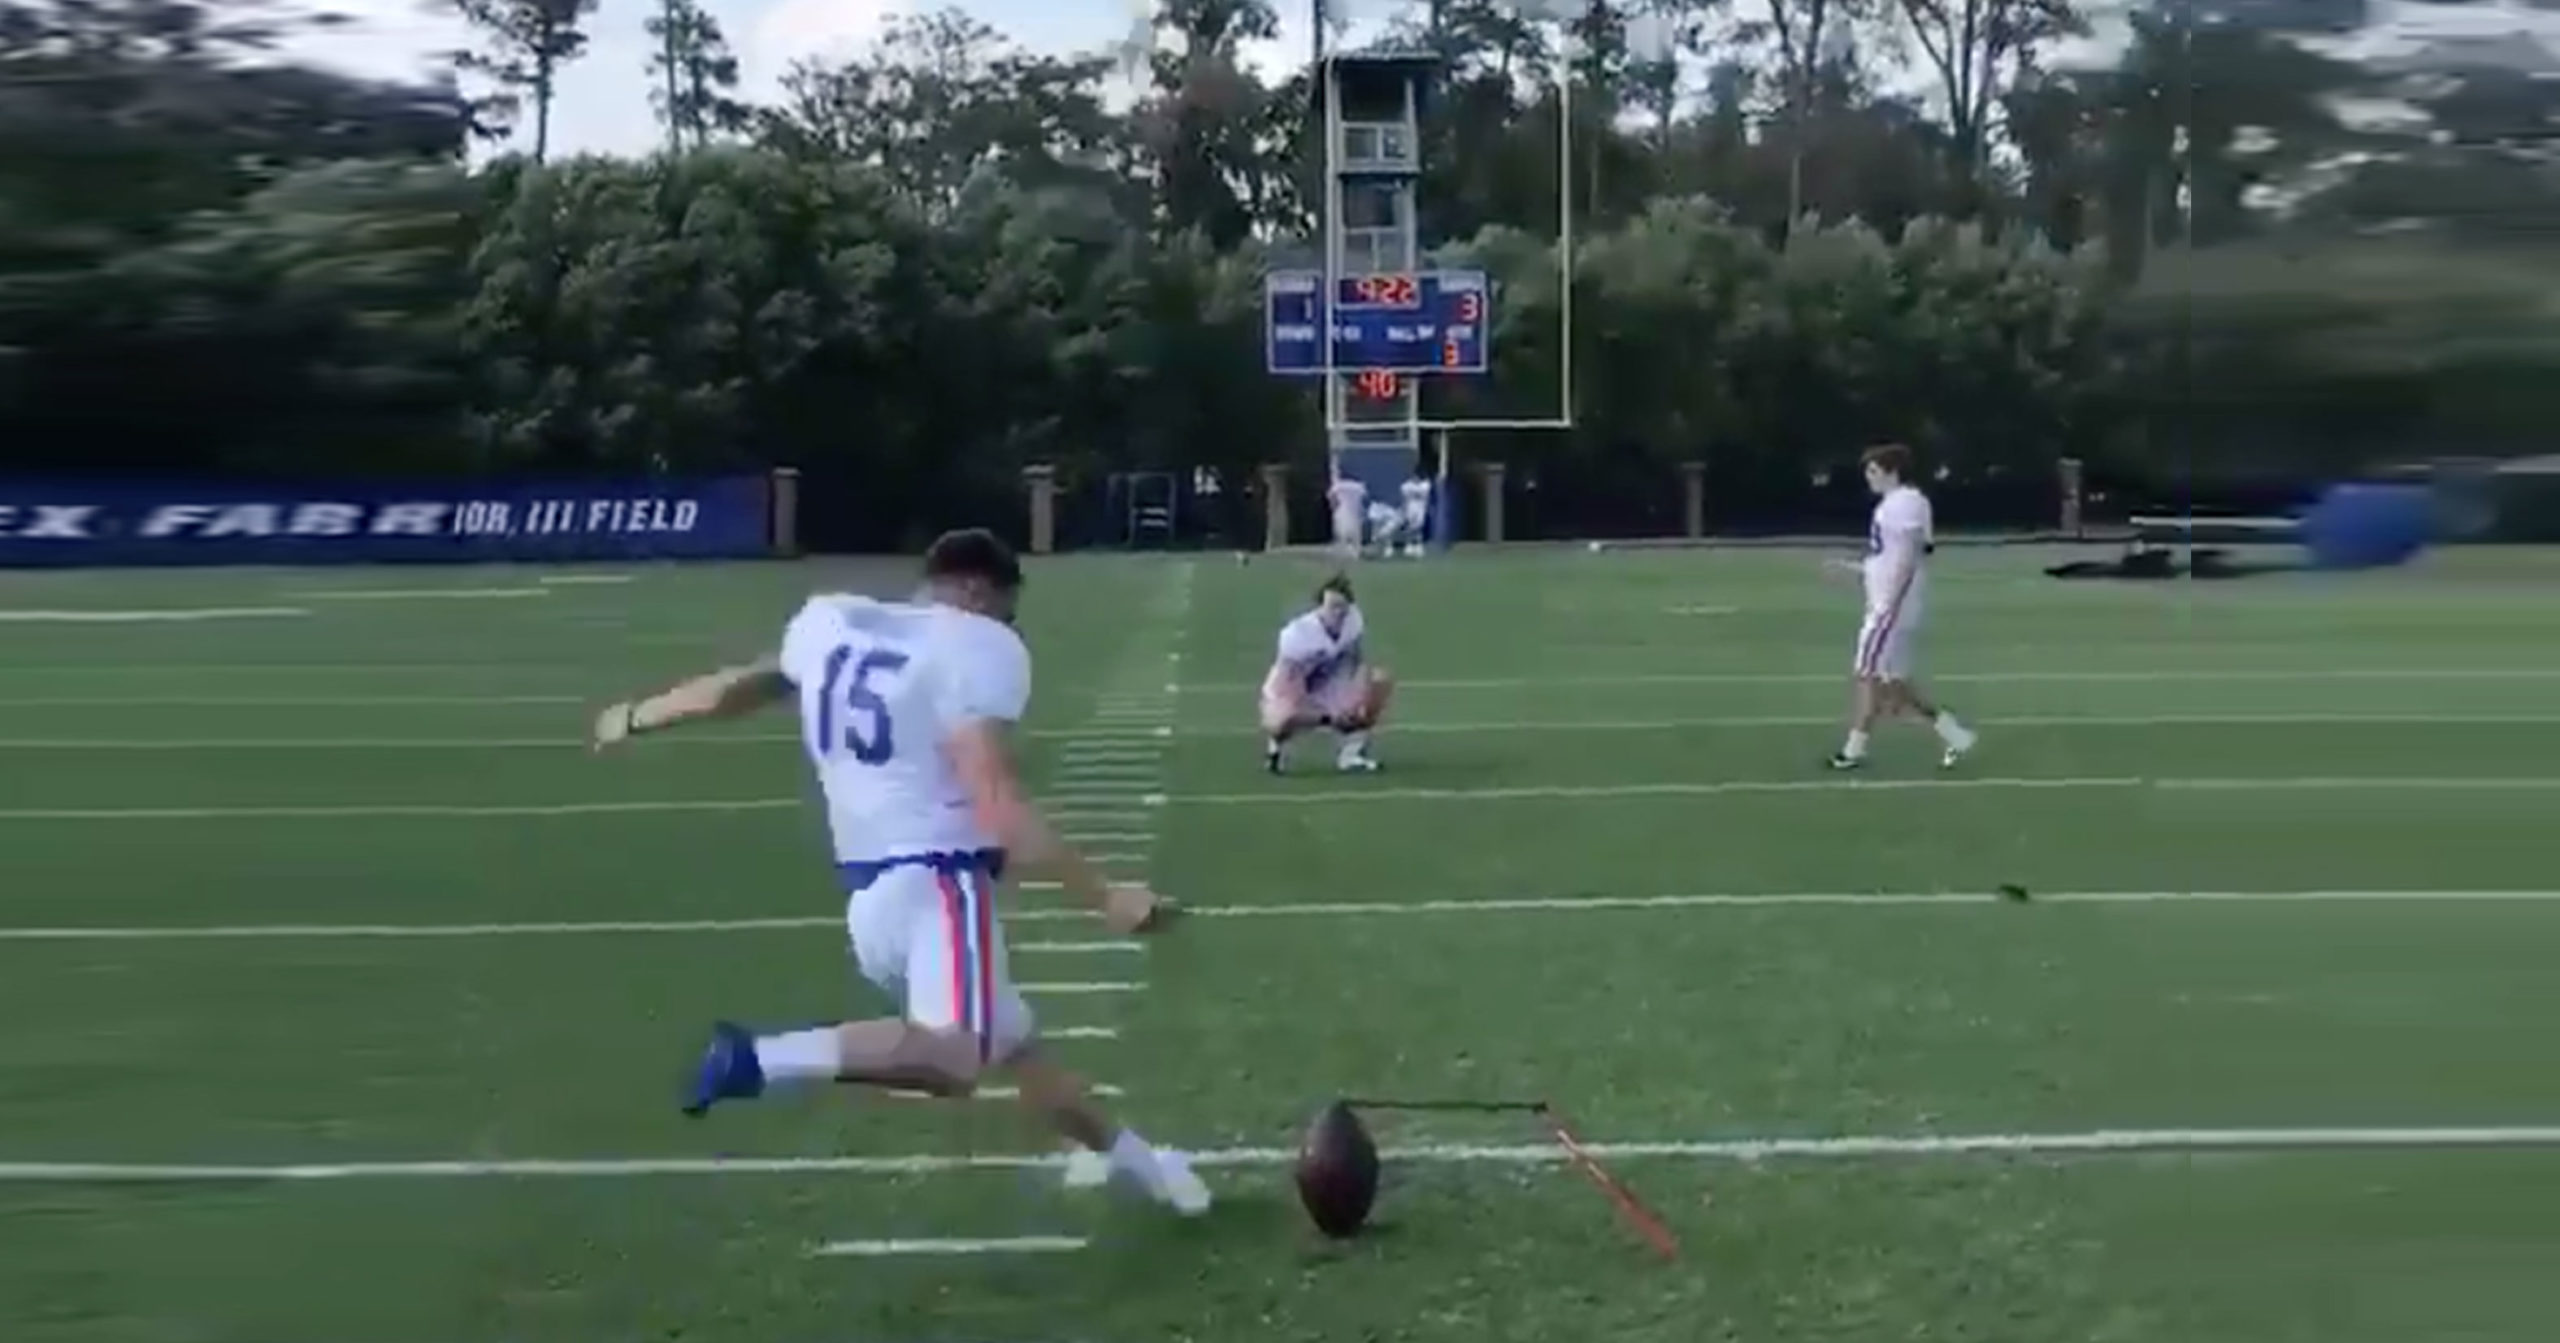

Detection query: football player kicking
xmin=1829 ymin=443 xmax=1978 ymax=771
xmin=591 ymin=528 xmax=1210 ymax=1216
xmin=1261 ymin=574 xmax=1395 ymax=774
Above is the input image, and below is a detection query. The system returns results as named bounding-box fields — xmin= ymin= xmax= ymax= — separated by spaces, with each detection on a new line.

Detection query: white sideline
xmin=3 ymin=889 xmax=2555 ymax=941
xmin=7 ymin=1126 xmax=2559 ymax=1183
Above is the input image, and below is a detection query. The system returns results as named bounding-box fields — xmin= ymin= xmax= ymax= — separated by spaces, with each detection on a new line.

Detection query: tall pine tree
xmin=646 ymin=0 xmax=747 ymax=154
xmin=450 ymin=0 xmax=596 ymax=161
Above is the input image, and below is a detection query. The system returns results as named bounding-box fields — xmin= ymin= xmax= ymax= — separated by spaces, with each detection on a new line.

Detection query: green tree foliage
xmin=3 ymin=0 xmax=2558 ymax=541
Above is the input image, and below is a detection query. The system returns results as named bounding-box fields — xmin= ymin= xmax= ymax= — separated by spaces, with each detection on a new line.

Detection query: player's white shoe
xmin=1062 ymin=1144 xmax=1211 ymax=1216
xmin=1151 ymin=1150 xmax=1213 ymax=1216
xmin=1336 ymin=746 xmax=1380 ymax=773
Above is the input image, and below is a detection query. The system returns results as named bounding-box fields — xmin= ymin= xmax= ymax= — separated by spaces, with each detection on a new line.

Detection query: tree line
xmin=4 ymin=0 xmax=2557 ymax=545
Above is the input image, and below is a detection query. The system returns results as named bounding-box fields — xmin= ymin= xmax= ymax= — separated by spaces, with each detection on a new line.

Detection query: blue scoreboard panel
xmin=1264 ymin=270 xmax=1490 ymax=375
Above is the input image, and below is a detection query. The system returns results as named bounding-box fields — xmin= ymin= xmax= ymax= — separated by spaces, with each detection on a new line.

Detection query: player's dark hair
xmin=922 ymin=528 xmax=1023 ymax=592
xmin=1315 ymin=573 xmax=1355 ymax=604
xmin=1861 ymin=443 xmax=1913 ymax=481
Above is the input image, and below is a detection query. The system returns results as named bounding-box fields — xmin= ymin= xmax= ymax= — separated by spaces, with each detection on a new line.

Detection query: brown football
xmin=1293 ymin=1101 xmax=1381 ymax=1238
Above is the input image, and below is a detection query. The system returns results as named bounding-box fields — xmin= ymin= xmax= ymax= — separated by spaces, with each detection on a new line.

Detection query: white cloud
xmin=747 ymin=0 xmax=906 ymax=81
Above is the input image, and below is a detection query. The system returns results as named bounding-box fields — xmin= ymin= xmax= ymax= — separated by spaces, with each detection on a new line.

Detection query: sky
xmin=284 ymin=0 xmax=2555 ymax=160
xmin=288 ymin=0 xmax=1382 ymax=157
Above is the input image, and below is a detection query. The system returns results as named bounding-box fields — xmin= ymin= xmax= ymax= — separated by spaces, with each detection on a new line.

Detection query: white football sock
xmin=1933 ymin=713 xmax=1973 ymax=746
xmin=1841 ymin=729 xmax=1871 ymax=759
xmin=752 ymin=1028 xmax=840 ymax=1082
xmin=1338 ymin=729 xmax=1372 ymax=759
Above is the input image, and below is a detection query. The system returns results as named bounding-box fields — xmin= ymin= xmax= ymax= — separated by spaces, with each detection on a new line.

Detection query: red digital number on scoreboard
xmin=1349 ymin=274 xmax=1420 ymax=308
xmin=1440 ymin=338 xmax=1463 ymax=368
xmin=1352 ymin=369 xmax=1401 ymax=400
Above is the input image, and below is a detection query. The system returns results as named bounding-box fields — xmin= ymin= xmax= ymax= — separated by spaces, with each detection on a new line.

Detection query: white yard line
xmin=5 ymin=889 xmax=2552 ymax=942
xmin=9 ymin=710 xmax=2560 ymax=753
xmin=16 ymin=774 xmax=2560 ymax=820
xmin=811 ymin=1237 xmax=1088 ymax=1257
xmin=1185 ymin=668 xmax=2560 ymax=692
xmin=1165 ymin=777 xmax=2152 ymax=805
xmin=0 ymin=667 xmax=2554 ymax=711
xmin=6 ymin=711 xmax=2558 ymax=754
xmin=0 ymin=799 xmax=802 ymax=821
xmin=1165 ymin=711 xmax=2560 ymax=736
xmin=886 ymin=1084 xmax=1123 ymax=1101
xmin=0 ymin=608 xmax=311 ymax=624
xmin=8 ymin=1126 xmax=2558 ymax=1183
xmin=0 ymin=696 xmax=591 ymax=709
xmin=287 ymin=589 xmax=551 ymax=601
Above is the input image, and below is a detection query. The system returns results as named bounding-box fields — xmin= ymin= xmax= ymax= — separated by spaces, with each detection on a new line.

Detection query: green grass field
xmin=5 ymin=546 xmax=2560 ymax=1343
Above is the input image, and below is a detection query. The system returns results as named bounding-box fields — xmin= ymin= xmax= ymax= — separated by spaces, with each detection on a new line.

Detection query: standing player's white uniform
xmin=1854 ymin=484 xmax=1932 ymax=680
xmin=779 ymin=593 xmax=1033 ymax=1060
xmin=1328 ymin=477 xmax=1368 ymax=552
xmin=1398 ymin=477 xmax=1432 ymax=555
xmin=1262 ymin=604 xmax=1368 ymax=726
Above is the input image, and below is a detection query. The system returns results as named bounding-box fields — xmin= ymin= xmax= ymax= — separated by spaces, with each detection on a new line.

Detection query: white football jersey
xmin=1401 ymin=478 xmax=1432 ymax=514
xmin=1328 ymin=478 xmax=1367 ymax=514
xmin=1275 ymin=605 xmax=1366 ymax=693
xmin=778 ymin=594 xmax=1029 ymax=864
xmin=1862 ymin=485 xmax=1933 ymax=613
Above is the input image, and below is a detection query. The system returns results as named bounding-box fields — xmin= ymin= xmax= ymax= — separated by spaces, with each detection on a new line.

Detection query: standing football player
xmin=1829 ymin=443 xmax=1978 ymax=770
xmin=591 ymin=528 xmax=1209 ymax=1215
xmin=1261 ymin=574 xmax=1394 ymax=774
xmin=1327 ymin=470 xmax=1368 ymax=557
xmin=1397 ymin=468 xmax=1434 ymax=558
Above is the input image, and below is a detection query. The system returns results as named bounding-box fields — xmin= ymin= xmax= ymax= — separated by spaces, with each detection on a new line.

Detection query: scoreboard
xmin=1264 ymin=270 xmax=1490 ymax=376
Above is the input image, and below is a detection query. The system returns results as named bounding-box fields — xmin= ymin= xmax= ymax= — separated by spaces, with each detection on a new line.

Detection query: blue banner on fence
xmin=0 ymin=477 xmax=773 ymax=567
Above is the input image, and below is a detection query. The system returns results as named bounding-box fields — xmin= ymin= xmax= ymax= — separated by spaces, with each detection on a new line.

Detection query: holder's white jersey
xmin=1269 ymin=605 xmax=1366 ymax=697
xmin=777 ymin=594 xmax=1029 ymax=864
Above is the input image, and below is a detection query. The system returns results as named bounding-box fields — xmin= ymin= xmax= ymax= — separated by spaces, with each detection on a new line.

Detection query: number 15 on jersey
xmin=815 ymin=646 xmax=907 ymax=764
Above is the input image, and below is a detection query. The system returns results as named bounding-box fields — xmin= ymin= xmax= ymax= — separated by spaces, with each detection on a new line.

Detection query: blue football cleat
xmin=682 ymin=1021 xmax=764 ymax=1117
